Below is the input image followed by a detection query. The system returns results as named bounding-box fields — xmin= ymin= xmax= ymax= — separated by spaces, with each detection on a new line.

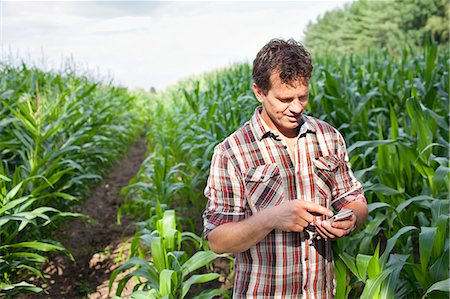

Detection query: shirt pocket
xmin=313 ymin=155 xmax=341 ymax=200
xmin=244 ymin=164 xmax=286 ymax=213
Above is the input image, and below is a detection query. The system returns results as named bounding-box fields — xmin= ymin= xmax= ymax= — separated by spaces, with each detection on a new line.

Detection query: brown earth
xmin=23 ymin=137 xmax=148 ymax=299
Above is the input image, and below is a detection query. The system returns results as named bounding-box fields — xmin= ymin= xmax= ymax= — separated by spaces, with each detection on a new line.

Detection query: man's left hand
xmin=314 ymin=215 xmax=357 ymax=240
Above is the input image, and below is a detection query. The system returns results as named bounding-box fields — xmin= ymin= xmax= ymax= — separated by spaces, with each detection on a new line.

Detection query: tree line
xmin=303 ymin=0 xmax=448 ymax=54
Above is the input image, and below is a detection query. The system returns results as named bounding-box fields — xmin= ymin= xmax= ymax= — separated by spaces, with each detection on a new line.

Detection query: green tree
xmin=303 ymin=0 xmax=449 ymax=55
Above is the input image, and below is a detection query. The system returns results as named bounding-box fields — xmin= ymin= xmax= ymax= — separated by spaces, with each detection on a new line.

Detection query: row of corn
xmin=0 ymin=63 xmax=147 ymax=296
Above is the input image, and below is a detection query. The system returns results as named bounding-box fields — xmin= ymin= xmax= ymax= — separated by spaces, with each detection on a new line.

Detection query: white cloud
xmin=1 ymin=1 xmax=351 ymax=90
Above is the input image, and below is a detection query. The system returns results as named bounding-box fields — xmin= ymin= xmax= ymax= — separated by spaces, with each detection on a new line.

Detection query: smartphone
xmin=326 ymin=209 xmax=353 ymax=224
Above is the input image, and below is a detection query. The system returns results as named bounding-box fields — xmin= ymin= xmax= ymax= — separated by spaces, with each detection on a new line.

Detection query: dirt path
xmin=27 ymin=137 xmax=148 ymax=299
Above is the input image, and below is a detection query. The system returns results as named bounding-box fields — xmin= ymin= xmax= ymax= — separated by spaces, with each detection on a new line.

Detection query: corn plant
xmin=0 ymin=164 xmax=76 ymax=296
xmin=110 ymin=210 xmax=228 ymax=299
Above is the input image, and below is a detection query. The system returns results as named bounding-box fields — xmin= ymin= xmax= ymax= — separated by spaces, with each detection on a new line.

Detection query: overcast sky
xmin=1 ymin=1 xmax=350 ymax=91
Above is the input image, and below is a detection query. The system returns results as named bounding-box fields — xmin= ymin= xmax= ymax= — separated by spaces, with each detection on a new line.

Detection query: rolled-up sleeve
xmin=331 ymin=132 xmax=366 ymax=211
xmin=203 ymin=144 xmax=246 ymax=239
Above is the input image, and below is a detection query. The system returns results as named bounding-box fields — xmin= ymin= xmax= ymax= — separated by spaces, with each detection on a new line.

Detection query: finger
xmin=290 ymin=221 xmax=308 ymax=232
xmin=286 ymin=218 xmax=309 ymax=232
xmin=315 ymin=224 xmax=332 ymax=239
xmin=302 ymin=201 xmax=333 ymax=217
xmin=331 ymin=215 xmax=356 ymax=230
xmin=300 ymin=211 xmax=314 ymax=223
xmin=297 ymin=218 xmax=309 ymax=228
xmin=316 ymin=221 xmax=335 ymax=239
xmin=316 ymin=230 xmax=327 ymax=240
xmin=321 ymin=220 xmax=349 ymax=238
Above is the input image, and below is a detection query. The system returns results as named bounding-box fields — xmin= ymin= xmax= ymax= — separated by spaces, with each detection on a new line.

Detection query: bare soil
xmin=23 ymin=137 xmax=148 ymax=299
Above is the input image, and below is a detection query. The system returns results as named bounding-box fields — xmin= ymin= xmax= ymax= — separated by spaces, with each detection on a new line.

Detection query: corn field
xmin=114 ymin=44 xmax=449 ymax=298
xmin=0 ymin=63 xmax=147 ymax=296
xmin=0 ymin=44 xmax=448 ymax=298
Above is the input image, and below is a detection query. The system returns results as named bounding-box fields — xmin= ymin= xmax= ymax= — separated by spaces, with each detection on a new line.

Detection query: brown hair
xmin=252 ymin=38 xmax=313 ymax=94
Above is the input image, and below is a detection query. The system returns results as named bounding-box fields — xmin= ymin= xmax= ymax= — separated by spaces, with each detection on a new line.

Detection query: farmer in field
xmin=203 ymin=38 xmax=368 ymax=298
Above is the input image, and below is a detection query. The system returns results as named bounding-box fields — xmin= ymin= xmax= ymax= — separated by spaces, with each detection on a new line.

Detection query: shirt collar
xmin=250 ymin=106 xmax=316 ymax=142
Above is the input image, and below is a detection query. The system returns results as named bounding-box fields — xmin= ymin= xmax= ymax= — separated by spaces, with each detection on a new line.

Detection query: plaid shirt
xmin=203 ymin=107 xmax=366 ymax=298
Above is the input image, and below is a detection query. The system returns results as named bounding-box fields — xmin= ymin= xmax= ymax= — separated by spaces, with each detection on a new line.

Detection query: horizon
xmin=1 ymin=1 xmax=351 ymax=91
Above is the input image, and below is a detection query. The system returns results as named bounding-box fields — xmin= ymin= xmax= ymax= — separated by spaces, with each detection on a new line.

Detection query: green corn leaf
xmin=163 ymin=228 xmax=178 ymax=253
xmin=15 ymin=264 xmax=46 ymax=280
xmin=360 ymin=267 xmax=395 ymax=299
xmin=0 ymin=195 xmax=31 ymax=215
xmin=128 ymin=267 xmax=159 ymax=290
xmin=334 ymin=256 xmax=351 ymax=299
xmin=4 ymin=102 xmax=38 ymax=137
xmin=181 ymin=232 xmax=203 ymax=250
xmin=356 ymin=254 xmax=372 ymax=283
xmin=433 ymin=165 xmax=450 ymax=186
xmin=359 ymin=214 xmax=386 ymax=254
xmin=3 ymin=182 xmax=24 ymax=203
xmin=11 ymin=128 xmax=33 ymax=151
xmin=380 ymin=226 xmax=417 ymax=267
xmin=0 ymin=241 xmax=64 ymax=252
xmin=151 ymin=236 xmax=167 ymax=273
xmin=0 ymin=281 xmax=42 ymax=293
xmin=382 ymin=254 xmax=409 ymax=299
xmin=389 ymin=105 xmax=398 ymax=140
xmin=432 ymin=215 xmax=448 ymax=260
xmin=181 ymin=273 xmax=221 ymax=299
xmin=0 ymin=215 xmax=29 ymax=229
xmin=113 ymin=272 xmax=135 ymax=297
xmin=395 ymin=195 xmax=435 ymax=214
xmin=424 ymin=42 xmax=436 ymax=88
xmin=193 ymin=289 xmax=231 ymax=299
xmin=114 ymin=257 xmax=153 ymax=273
xmin=368 ymin=202 xmax=393 ymax=213
xmin=339 ymin=252 xmax=361 ymax=281
xmin=347 ymin=139 xmax=396 ymax=155
xmin=159 ymin=269 xmax=177 ymax=296
xmin=419 ymin=227 xmax=437 ymax=272
xmin=5 ymin=252 xmax=47 ymax=263
xmin=429 ymin=247 xmax=449 ymax=283
xmin=423 ymin=278 xmax=450 ymax=298
xmin=130 ymin=290 xmax=158 ymax=299
xmin=365 ymin=183 xmax=403 ymax=196
xmin=181 ymin=251 xmax=224 ymax=279
xmin=367 ymin=243 xmax=381 ymax=279
xmin=430 ymin=200 xmax=449 ymax=223
xmin=0 ymin=175 xmax=11 ymax=182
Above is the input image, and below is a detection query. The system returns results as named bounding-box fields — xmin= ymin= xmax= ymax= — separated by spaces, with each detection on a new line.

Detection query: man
xmin=203 ymin=38 xmax=368 ymax=298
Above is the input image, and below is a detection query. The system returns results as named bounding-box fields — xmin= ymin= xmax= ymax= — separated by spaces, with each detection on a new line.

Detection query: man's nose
xmin=289 ymin=98 xmax=306 ymax=114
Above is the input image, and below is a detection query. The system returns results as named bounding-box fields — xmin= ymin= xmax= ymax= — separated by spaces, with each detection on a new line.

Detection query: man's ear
xmin=252 ymin=83 xmax=265 ymax=103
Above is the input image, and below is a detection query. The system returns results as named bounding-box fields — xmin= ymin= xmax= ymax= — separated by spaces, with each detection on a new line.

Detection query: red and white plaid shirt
xmin=203 ymin=107 xmax=366 ymax=298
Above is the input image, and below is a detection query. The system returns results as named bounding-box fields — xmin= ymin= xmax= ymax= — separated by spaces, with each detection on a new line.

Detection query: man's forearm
xmin=207 ymin=208 xmax=274 ymax=254
xmin=207 ymin=200 xmax=334 ymax=253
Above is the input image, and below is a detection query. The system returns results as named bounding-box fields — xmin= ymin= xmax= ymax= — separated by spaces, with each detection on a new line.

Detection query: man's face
xmin=253 ymin=72 xmax=309 ymax=137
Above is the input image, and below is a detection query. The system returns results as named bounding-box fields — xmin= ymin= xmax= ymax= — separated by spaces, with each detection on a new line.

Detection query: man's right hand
xmin=265 ymin=200 xmax=333 ymax=232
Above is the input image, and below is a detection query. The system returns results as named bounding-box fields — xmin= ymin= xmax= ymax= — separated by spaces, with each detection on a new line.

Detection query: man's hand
xmin=268 ymin=200 xmax=334 ymax=232
xmin=314 ymin=215 xmax=356 ymax=240
xmin=314 ymin=201 xmax=368 ymax=240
